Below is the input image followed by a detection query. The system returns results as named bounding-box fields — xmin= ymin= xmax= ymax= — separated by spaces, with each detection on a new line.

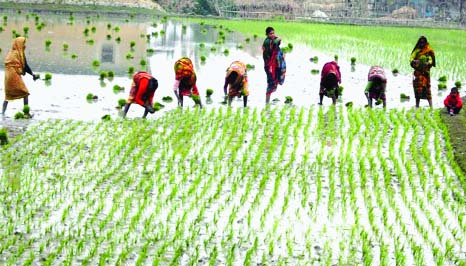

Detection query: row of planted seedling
xmin=1 ymin=106 xmax=466 ymax=265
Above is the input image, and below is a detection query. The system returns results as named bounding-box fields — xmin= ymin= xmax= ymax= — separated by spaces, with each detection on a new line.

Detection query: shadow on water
xmin=0 ymin=12 xmax=454 ymax=130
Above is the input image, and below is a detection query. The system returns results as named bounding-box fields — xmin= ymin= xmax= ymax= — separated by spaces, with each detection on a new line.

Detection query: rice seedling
xmin=162 ymin=96 xmax=173 ymax=102
xmin=223 ymin=49 xmax=229 ymax=55
xmin=206 ymin=88 xmax=213 ymax=97
xmin=45 ymin=39 xmax=52 ymax=48
xmin=99 ymin=71 xmax=108 ymax=80
xmin=400 ymin=93 xmax=410 ymax=100
xmin=126 ymin=52 xmax=134 ymax=60
xmin=91 ymin=26 xmax=96 ymax=33
xmin=71 ymin=53 xmax=77 ymax=59
xmin=310 ymin=69 xmax=319 ymax=75
xmin=284 ymin=96 xmax=293 ymax=104
xmin=14 ymin=112 xmax=25 ymax=119
xmin=44 ymin=72 xmax=52 ymax=81
xmin=86 ymin=93 xmax=97 ymax=101
xmin=140 ymin=59 xmax=147 ymax=67
xmin=454 ymin=81 xmax=462 ymax=88
xmin=86 ymin=39 xmax=95 ymax=45
xmin=392 ymin=68 xmax=399 ymax=75
xmin=115 ymin=36 xmax=121 ymax=43
xmin=200 ymin=55 xmax=206 ymax=62
xmin=128 ymin=66 xmax=135 ymax=74
xmin=0 ymin=128 xmax=8 ymax=145
xmin=438 ymin=75 xmax=447 ymax=82
xmin=92 ymin=59 xmax=100 ymax=67
xmin=23 ymin=26 xmax=29 ymax=35
xmin=438 ymin=83 xmax=447 ymax=90
xmin=246 ymin=64 xmax=255 ymax=70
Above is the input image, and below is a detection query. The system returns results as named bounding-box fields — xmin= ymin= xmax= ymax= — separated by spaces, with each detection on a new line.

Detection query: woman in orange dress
xmin=2 ymin=37 xmax=39 ymax=115
xmin=410 ymin=36 xmax=436 ymax=108
xmin=223 ymin=60 xmax=249 ymax=107
xmin=173 ymin=57 xmax=202 ymax=108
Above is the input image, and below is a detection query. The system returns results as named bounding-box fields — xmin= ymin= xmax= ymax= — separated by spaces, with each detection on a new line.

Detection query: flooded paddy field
xmin=1 ymin=10 xmax=466 ymax=266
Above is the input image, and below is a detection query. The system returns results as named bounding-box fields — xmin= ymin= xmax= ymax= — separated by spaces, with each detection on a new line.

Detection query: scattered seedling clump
xmin=284 ymin=96 xmax=293 ymax=104
xmin=454 ymin=81 xmax=462 ymax=88
xmin=162 ymin=96 xmax=173 ymax=102
xmin=0 ymin=128 xmax=8 ymax=145
xmin=206 ymin=88 xmax=213 ymax=97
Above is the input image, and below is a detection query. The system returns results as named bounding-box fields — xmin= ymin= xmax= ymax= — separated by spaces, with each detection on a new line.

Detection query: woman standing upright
xmin=410 ymin=36 xmax=436 ymax=108
xmin=2 ymin=37 xmax=39 ymax=115
xmin=262 ymin=27 xmax=286 ymax=104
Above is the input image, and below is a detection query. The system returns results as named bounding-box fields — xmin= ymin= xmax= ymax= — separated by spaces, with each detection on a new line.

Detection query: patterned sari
xmin=225 ymin=61 xmax=249 ymax=97
xmin=410 ymin=44 xmax=435 ymax=100
xmin=4 ymin=37 xmax=29 ymax=100
xmin=127 ymin=71 xmax=157 ymax=106
xmin=263 ymin=37 xmax=286 ymax=95
xmin=174 ymin=57 xmax=199 ymax=96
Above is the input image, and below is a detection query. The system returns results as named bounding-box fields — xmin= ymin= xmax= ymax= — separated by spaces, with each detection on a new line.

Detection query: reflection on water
xmin=0 ymin=12 xmax=452 ymax=122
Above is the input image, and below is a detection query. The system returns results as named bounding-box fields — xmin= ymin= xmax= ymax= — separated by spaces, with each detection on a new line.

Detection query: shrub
xmin=0 ymin=128 xmax=8 ymax=145
xmin=206 ymin=88 xmax=213 ymax=97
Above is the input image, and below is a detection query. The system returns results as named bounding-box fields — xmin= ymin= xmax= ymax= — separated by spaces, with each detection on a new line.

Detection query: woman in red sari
xmin=123 ymin=71 xmax=158 ymax=118
xmin=173 ymin=57 xmax=202 ymax=108
xmin=410 ymin=36 xmax=436 ymax=108
xmin=2 ymin=37 xmax=39 ymax=115
xmin=262 ymin=27 xmax=286 ymax=104
xmin=319 ymin=61 xmax=341 ymax=105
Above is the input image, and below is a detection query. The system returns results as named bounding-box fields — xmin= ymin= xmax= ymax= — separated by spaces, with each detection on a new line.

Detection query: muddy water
xmin=0 ymin=12 xmax=455 ymax=136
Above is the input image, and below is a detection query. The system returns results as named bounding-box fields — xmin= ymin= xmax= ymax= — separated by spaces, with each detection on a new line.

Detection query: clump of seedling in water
xmin=454 ymin=81 xmax=461 ymax=88
xmin=337 ymin=85 xmax=344 ymax=96
xmin=45 ymin=39 xmax=52 ymax=49
xmin=309 ymin=56 xmax=318 ymax=63
xmin=117 ymin=99 xmax=126 ymax=109
xmin=350 ymin=57 xmax=356 ymax=65
xmin=92 ymin=60 xmax=100 ymax=67
xmin=44 ymin=73 xmax=52 ymax=81
xmin=310 ymin=69 xmax=319 ymax=75
xmin=22 ymin=105 xmax=31 ymax=118
xmin=126 ymin=52 xmax=134 ymax=60
xmin=392 ymin=68 xmax=399 ymax=76
xmin=223 ymin=49 xmax=229 ymax=55
xmin=438 ymin=83 xmax=447 ymax=90
xmin=438 ymin=75 xmax=447 ymax=82
xmin=14 ymin=112 xmax=25 ymax=119
xmin=200 ymin=55 xmax=206 ymax=62
xmin=130 ymin=41 xmax=136 ymax=50
xmin=400 ymin=93 xmax=410 ymax=101
xmin=128 ymin=66 xmax=135 ymax=75
xmin=113 ymin=85 xmax=124 ymax=93
xmin=71 ymin=54 xmax=77 ymax=59
xmin=115 ymin=37 xmax=121 ymax=43
xmin=99 ymin=71 xmax=108 ymax=80
xmin=23 ymin=26 xmax=29 ymax=35
xmin=0 ymin=128 xmax=8 ymax=145
xmin=86 ymin=39 xmax=95 ymax=45
xmin=334 ymin=54 xmax=338 ymax=61
xmin=162 ymin=96 xmax=173 ymax=103
xmin=154 ymin=102 xmax=164 ymax=111
xmin=246 ymin=64 xmax=255 ymax=70
xmin=284 ymin=96 xmax=293 ymax=104
xmin=62 ymin=42 xmax=69 ymax=51
xmin=206 ymin=88 xmax=213 ymax=97
xmin=101 ymin=114 xmax=111 ymax=121
xmin=140 ymin=59 xmax=147 ymax=67
xmin=86 ymin=93 xmax=98 ymax=101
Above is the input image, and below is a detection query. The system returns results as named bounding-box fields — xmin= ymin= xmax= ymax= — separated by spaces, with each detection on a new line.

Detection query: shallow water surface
xmin=0 ymin=12 xmax=453 ymax=125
